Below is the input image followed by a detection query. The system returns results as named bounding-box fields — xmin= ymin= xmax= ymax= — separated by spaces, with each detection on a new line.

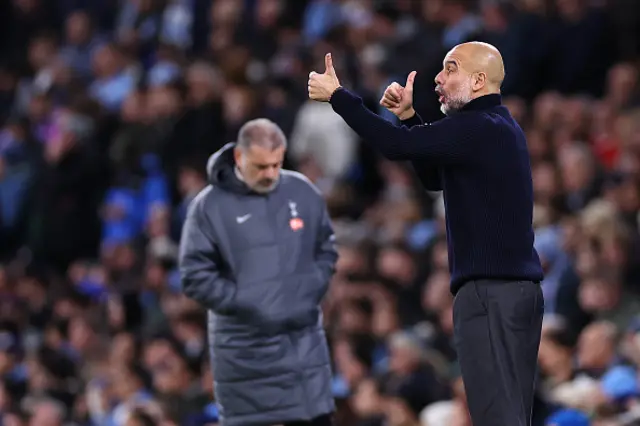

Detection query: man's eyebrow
xmin=444 ymin=60 xmax=458 ymax=68
xmin=255 ymin=161 xmax=280 ymax=167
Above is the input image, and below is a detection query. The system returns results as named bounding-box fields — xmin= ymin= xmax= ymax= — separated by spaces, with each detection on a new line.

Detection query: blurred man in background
xmin=179 ymin=118 xmax=338 ymax=426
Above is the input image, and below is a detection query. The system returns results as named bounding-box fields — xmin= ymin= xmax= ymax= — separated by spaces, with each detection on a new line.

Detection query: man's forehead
xmin=244 ymin=144 xmax=285 ymax=161
xmin=443 ymin=48 xmax=466 ymax=67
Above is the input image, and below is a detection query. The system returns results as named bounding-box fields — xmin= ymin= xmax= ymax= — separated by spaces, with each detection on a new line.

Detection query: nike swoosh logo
xmin=236 ymin=214 xmax=251 ymax=224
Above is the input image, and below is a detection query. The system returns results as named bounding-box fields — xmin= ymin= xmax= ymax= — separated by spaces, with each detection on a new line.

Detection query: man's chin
xmin=441 ymin=103 xmax=455 ymax=116
xmin=252 ymin=182 xmax=277 ymax=193
xmin=440 ymin=102 xmax=462 ymax=116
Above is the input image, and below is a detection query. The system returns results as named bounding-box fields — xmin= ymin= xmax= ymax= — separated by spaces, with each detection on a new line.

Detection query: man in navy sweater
xmin=308 ymin=42 xmax=545 ymax=426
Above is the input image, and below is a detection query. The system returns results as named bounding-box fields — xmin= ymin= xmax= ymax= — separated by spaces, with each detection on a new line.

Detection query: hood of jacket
xmin=206 ymin=142 xmax=253 ymax=195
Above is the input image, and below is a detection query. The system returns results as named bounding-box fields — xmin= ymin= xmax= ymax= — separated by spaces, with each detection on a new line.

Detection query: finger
xmin=390 ymin=82 xmax=403 ymax=92
xmin=405 ymin=71 xmax=417 ymax=92
xmin=380 ymin=97 xmax=399 ymax=109
xmin=384 ymin=92 xmax=400 ymax=105
xmin=387 ymin=87 xmax=402 ymax=102
xmin=324 ymin=53 xmax=336 ymax=77
xmin=383 ymin=89 xmax=397 ymax=102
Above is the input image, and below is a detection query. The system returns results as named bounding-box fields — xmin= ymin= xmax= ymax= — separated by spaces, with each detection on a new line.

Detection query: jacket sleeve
xmin=330 ymin=88 xmax=482 ymax=164
xmin=315 ymin=203 xmax=338 ymax=287
xmin=402 ymin=112 xmax=443 ymax=192
xmin=179 ymin=194 xmax=237 ymax=314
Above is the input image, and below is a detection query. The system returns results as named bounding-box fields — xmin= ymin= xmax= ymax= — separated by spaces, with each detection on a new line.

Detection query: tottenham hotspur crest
xmin=288 ymin=200 xmax=304 ymax=231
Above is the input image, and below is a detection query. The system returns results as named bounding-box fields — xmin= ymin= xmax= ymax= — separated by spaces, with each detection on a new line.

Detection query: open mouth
xmin=435 ymin=89 xmax=445 ymax=103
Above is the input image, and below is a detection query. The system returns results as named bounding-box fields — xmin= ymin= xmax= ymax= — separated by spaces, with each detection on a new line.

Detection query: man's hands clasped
xmin=308 ymin=53 xmax=341 ymax=102
xmin=379 ymin=71 xmax=417 ymax=121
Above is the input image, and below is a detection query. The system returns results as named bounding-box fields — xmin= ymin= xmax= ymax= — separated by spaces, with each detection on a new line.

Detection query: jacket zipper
xmin=267 ymin=191 xmax=312 ymax=419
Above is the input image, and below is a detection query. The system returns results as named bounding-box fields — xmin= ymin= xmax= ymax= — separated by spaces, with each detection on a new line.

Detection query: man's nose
xmin=265 ymin=166 xmax=279 ymax=179
xmin=434 ymin=72 xmax=443 ymax=86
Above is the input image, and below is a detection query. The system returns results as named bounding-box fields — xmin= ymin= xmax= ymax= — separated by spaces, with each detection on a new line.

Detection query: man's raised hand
xmin=380 ymin=71 xmax=417 ymax=120
xmin=308 ymin=53 xmax=342 ymax=102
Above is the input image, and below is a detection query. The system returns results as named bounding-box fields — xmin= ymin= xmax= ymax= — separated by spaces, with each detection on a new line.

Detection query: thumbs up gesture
xmin=380 ymin=71 xmax=417 ymax=120
xmin=308 ymin=53 xmax=342 ymax=102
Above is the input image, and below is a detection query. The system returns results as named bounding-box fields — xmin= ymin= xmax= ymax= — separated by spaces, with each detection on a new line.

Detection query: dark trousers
xmin=284 ymin=414 xmax=333 ymax=426
xmin=453 ymin=279 xmax=544 ymax=426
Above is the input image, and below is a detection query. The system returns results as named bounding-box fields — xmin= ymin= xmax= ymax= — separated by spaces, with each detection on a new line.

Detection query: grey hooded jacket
xmin=179 ymin=143 xmax=338 ymax=426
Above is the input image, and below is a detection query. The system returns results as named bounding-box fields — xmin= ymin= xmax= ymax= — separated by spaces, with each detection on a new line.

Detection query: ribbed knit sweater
xmin=330 ymin=88 xmax=544 ymax=294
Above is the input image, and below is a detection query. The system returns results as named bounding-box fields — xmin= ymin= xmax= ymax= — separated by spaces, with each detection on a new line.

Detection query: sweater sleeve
xmin=401 ymin=111 xmax=424 ymax=128
xmin=401 ymin=112 xmax=443 ymax=191
xmin=330 ymin=88 xmax=482 ymax=164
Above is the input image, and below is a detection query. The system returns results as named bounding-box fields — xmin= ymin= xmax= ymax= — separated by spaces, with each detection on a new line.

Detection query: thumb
xmin=405 ymin=71 xmax=417 ymax=92
xmin=324 ymin=53 xmax=336 ymax=76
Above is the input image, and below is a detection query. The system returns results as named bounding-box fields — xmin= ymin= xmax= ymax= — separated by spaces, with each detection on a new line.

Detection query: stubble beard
xmin=441 ymin=82 xmax=473 ymax=116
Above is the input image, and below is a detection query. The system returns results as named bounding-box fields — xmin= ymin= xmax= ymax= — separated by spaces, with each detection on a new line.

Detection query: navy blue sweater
xmin=330 ymin=88 xmax=543 ymax=294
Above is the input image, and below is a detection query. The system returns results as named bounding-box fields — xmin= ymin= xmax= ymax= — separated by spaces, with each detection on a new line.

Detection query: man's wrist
xmin=328 ymin=86 xmax=343 ymax=102
xmin=398 ymin=108 xmax=416 ymax=121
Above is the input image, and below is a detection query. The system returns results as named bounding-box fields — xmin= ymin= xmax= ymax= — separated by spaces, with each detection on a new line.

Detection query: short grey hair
xmin=237 ymin=118 xmax=287 ymax=151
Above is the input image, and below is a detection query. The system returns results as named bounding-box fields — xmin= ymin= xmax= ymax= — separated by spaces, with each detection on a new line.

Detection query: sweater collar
xmin=460 ymin=93 xmax=502 ymax=112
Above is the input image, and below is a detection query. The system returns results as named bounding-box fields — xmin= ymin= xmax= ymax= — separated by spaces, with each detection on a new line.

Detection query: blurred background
xmin=0 ymin=0 xmax=639 ymax=425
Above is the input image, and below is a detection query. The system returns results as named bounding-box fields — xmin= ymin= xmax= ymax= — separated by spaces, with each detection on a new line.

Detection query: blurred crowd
xmin=1 ymin=0 xmax=640 ymax=425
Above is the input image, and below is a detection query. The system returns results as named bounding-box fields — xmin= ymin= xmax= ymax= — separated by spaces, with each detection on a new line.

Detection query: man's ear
xmin=234 ymin=147 xmax=243 ymax=165
xmin=472 ymin=72 xmax=487 ymax=91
